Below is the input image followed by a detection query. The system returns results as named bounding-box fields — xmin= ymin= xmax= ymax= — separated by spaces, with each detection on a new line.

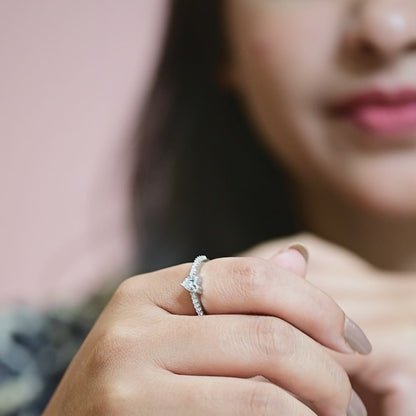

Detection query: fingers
xmin=155 ymin=314 xmax=353 ymax=416
xmin=202 ymin=257 xmax=370 ymax=354
xmin=269 ymin=244 xmax=309 ymax=277
xmin=154 ymin=374 xmax=317 ymax=416
xmin=139 ymin=256 xmax=370 ymax=354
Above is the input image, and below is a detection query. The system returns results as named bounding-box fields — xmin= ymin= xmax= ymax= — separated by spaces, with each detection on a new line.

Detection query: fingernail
xmin=344 ymin=316 xmax=372 ymax=355
xmin=347 ymin=390 xmax=367 ymax=416
xmin=287 ymin=242 xmax=309 ymax=263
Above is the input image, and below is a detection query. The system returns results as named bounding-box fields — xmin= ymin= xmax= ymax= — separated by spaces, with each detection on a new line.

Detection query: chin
xmin=343 ymin=177 xmax=416 ymax=219
xmin=315 ymin=147 xmax=416 ymax=219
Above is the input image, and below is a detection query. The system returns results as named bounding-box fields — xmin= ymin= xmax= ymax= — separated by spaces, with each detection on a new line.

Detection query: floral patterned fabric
xmin=0 ymin=289 xmax=112 ymax=416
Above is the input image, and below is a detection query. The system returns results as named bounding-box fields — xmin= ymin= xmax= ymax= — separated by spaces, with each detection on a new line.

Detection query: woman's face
xmin=224 ymin=0 xmax=416 ymax=216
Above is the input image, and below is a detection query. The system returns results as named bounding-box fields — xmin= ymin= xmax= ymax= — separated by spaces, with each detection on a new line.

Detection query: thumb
xmin=269 ymin=243 xmax=309 ymax=278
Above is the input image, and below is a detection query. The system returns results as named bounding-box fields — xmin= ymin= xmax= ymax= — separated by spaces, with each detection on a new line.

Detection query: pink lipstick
xmin=331 ymin=89 xmax=416 ymax=141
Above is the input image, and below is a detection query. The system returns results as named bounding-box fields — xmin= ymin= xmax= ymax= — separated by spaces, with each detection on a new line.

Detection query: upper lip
xmin=330 ymin=88 xmax=416 ymax=114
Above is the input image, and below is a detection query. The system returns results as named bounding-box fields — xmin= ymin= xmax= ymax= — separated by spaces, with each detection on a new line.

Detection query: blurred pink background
xmin=0 ymin=1 xmax=167 ymax=305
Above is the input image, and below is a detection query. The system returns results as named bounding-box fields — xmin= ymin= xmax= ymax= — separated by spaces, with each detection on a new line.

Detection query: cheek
xmin=239 ymin=21 xmax=328 ymax=99
xmin=227 ymin=2 xmax=416 ymax=216
xmin=229 ymin=2 xmax=341 ymax=99
xmin=227 ymin=7 xmax=341 ymax=173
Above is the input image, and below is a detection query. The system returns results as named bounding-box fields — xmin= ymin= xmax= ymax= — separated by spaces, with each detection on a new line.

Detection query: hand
xmin=43 ymin=250 xmax=368 ymax=416
xmin=244 ymin=234 xmax=416 ymax=415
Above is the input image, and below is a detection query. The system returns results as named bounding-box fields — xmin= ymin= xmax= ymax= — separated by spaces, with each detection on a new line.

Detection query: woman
xmin=7 ymin=0 xmax=416 ymax=414
xmin=130 ymin=1 xmax=414 ymax=413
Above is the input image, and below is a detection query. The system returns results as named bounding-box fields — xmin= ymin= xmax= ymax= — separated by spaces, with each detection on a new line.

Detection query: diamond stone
xmin=181 ymin=275 xmax=199 ymax=293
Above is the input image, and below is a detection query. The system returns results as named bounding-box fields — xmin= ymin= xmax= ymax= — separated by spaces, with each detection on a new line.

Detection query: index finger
xmin=136 ymin=256 xmax=372 ymax=355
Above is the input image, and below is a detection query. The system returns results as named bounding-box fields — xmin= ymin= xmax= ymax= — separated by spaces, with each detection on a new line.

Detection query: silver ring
xmin=180 ymin=255 xmax=209 ymax=316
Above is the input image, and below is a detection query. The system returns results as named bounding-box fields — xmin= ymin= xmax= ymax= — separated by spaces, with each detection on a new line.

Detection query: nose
xmin=344 ymin=0 xmax=416 ymax=63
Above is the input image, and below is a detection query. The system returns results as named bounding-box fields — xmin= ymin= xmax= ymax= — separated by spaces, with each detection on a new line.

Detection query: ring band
xmin=181 ymin=255 xmax=209 ymax=316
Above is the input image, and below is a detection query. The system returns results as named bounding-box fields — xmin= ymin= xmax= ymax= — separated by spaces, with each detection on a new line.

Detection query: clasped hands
xmin=246 ymin=234 xmax=416 ymax=415
xmin=43 ymin=234 xmax=415 ymax=416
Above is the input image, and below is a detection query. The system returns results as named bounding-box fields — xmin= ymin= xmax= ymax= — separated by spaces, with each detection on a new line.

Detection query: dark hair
xmin=132 ymin=0 xmax=299 ymax=273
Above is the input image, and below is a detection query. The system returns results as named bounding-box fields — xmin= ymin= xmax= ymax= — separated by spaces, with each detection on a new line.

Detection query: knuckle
xmin=247 ymin=384 xmax=274 ymax=416
xmin=87 ymin=390 xmax=123 ymax=416
xmin=318 ymin=361 xmax=352 ymax=411
xmin=114 ymin=277 xmax=136 ymax=302
xmin=112 ymin=278 xmax=137 ymax=306
xmin=111 ymin=276 xmax=147 ymax=308
xmin=228 ymin=258 xmax=268 ymax=297
xmin=241 ymin=383 xmax=289 ymax=416
xmin=88 ymin=382 xmax=142 ymax=416
xmin=336 ymin=367 xmax=352 ymax=406
xmin=249 ymin=317 xmax=297 ymax=359
xmin=331 ymin=360 xmax=351 ymax=393
xmin=88 ymin=327 xmax=134 ymax=373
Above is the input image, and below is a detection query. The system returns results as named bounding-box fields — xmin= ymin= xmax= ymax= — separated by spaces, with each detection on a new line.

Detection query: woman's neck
xmin=295 ymin=183 xmax=416 ymax=272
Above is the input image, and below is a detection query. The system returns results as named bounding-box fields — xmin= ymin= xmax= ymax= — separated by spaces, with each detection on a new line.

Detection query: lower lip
xmin=339 ymin=102 xmax=416 ymax=140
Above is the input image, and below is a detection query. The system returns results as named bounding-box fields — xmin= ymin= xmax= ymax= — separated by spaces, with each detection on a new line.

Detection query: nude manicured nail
xmin=344 ymin=317 xmax=372 ymax=355
xmin=347 ymin=390 xmax=367 ymax=416
xmin=287 ymin=242 xmax=309 ymax=263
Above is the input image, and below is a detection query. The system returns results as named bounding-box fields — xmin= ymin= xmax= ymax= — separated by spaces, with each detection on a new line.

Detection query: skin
xmin=223 ymin=0 xmax=416 ymax=270
xmin=245 ymin=235 xmax=416 ymax=415
xmin=44 ymin=0 xmax=416 ymax=415
xmin=43 ymin=252 xmax=363 ymax=416
xmin=223 ymin=1 xmax=416 ymax=413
